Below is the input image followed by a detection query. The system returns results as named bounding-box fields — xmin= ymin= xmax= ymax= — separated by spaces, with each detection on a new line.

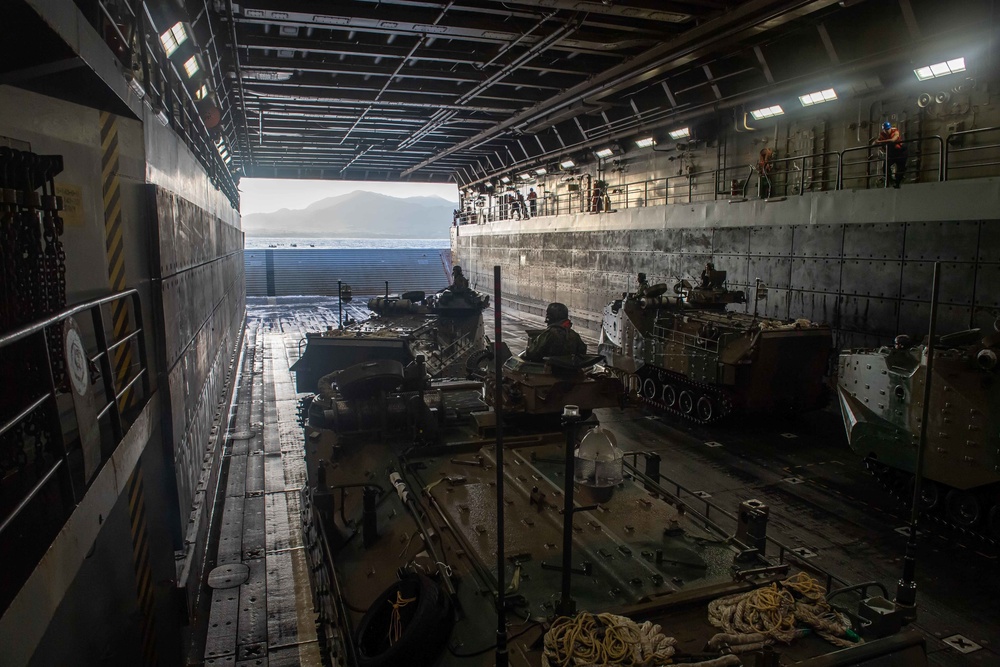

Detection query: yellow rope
xmin=387 ymin=591 xmax=417 ymax=645
xmin=543 ymin=612 xmax=677 ymax=666
xmin=707 ymin=573 xmax=861 ymax=653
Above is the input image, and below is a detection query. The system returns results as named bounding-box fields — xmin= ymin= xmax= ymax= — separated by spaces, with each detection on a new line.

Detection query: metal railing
xmin=0 ymin=289 xmax=150 ymax=540
xmin=944 ymin=126 xmax=1000 ymax=179
xmin=457 ymin=130 xmax=997 ymax=225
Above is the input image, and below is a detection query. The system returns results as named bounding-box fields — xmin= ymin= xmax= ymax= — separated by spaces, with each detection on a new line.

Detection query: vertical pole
xmin=385 ymin=280 xmax=389 ymax=299
xmin=896 ymin=261 xmax=940 ymax=616
xmin=493 ymin=265 xmax=508 ymax=667
xmin=557 ymin=412 xmax=578 ymax=617
xmin=337 ymin=280 xmax=343 ymax=329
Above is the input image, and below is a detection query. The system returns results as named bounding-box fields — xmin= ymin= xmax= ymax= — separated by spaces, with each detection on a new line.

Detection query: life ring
xmin=355 ymin=574 xmax=454 ymax=667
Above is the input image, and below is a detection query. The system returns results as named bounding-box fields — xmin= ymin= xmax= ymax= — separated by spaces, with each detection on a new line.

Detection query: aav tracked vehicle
xmin=299 ymin=354 xmax=929 ymax=666
xmin=599 ymin=269 xmax=833 ymax=423
xmin=291 ymin=280 xmax=489 ymax=392
xmin=837 ymin=327 xmax=1000 ymax=539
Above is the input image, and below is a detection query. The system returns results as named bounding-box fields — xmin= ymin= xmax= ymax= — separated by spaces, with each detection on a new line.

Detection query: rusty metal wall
xmin=152 ymin=186 xmax=245 ymax=525
xmin=457 ymin=215 xmax=1000 ymax=350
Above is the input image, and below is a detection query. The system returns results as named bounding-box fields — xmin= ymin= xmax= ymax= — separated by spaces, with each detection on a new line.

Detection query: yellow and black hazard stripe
xmin=127 ymin=467 xmax=159 ymax=666
xmin=99 ymin=111 xmax=134 ymax=410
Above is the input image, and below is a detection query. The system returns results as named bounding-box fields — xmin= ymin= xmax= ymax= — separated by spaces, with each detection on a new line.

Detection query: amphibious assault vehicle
xmin=837 ymin=327 xmax=1000 ymax=539
xmin=291 ymin=282 xmax=489 ymax=392
xmin=298 ymin=351 xmax=928 ymax=666
xmin=599 ymin=271 xmax=833 ymax=423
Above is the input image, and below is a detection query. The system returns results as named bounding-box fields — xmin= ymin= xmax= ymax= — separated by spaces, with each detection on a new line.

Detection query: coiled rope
xmin=542 ymin=613 xmax=677 ymax=667
xmin=707 ymin=572 xmax=861 ymax=653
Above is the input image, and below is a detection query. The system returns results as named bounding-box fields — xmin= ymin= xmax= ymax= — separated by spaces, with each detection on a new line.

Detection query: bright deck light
xmin=159 ymin=22 xmax=188 ymax=57
xmin=750 ymin=105 xmax=784 ymax=120
xmin=914 ymin=57 xmax=965 ymax=81
xmin=183 ymin=55 xmax=200 ymax=78
xmin=560 ymin=160 xmax=576 ymax=169
xmin=535 ymin=168 xmax=547 ymax=175
xmin=668 ymin=127 xmax=690 ymax=140
xmin=594 ymin=148 xmax=614 ymax=159
xmin=634 ymin=137 xmax=655 ymax=148
xmin=798 ymin=89 xmax=838 ymax=106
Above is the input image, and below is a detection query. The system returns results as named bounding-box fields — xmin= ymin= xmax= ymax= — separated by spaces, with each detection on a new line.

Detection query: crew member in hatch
xmin=635 ymin=272 xmax=649 ymax=298
xmin=525 ymin=302 xmax=587 ymax=361
xmin=451 ymin=265 xmax=469 ymax=291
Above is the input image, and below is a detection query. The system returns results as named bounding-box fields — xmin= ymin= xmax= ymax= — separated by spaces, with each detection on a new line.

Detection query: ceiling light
xmin=183 ymin=55 xmax=200 ymax=78
xmin=518 ymin=173 xmax=532 ymax=180
xmin=750 ymin=105 xmax=784 ymax=120
xmin=634 ymin=137 xmax=655 ymax=148
xmin=485 ymin=182 xmax=495 ymax=188
xmin=914 ymin=57 xmax=966 ymax=81
xmin=560 ymin=159 xmax=576 ymax=169
xmin=500 ymin=176 xmax=511 ymax=184
xmin=668 ymin=127 xmax=690 ymax=140
xmin=535 ymin=168 xmax=547 ymax=175
xmin=195 ymin=84 xmax=209 ymax=100
xmin=594 ymin=148 xmax=614 ymax=159
xmin=159 ymin=22 xmax=188 ymax=58
xmin=798 ymin=89 xmax=838 ymax=106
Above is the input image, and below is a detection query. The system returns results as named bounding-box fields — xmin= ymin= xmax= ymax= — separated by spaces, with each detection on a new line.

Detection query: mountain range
xmin=242 ymin=190 xmax=457 ymax=238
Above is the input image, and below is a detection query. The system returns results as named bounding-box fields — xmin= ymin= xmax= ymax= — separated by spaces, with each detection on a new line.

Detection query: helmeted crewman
xmin=525 ymin=302 xmax=587 ymax=362
xmin=451 ymin=265 xmax=469 ymax=291
xmin=634 ymin=272 xmax=649 ymax=298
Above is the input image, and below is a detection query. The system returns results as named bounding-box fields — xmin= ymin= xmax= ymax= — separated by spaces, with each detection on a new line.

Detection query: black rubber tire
xmin=642 ymin=378 xmax=658 ymax=400
xmin=911 ymin=480 xmax=942 ymax=511
xmin=465 ymin=349 xmax=493 ymax=380
xmin=662 ymin=385 xmax=677 ymax=407
xmin=678 ymin=390 xmax=695 ymax=415
xmin=696 ymin=395 xmax=714 ymax=422
xmin=945 ymin=490 xmax=982 ymax=528
xmin=355 ymin=574 xmax=454 ymax=667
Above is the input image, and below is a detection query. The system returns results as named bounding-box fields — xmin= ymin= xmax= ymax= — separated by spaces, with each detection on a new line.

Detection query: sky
xmin=239 ymin=178 xmax=459 ymax=216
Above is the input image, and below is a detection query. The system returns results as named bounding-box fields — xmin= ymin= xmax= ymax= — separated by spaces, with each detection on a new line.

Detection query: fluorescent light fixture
xmin=534 ymin=168 xmax=547 ymax=175
xmin=560 ymin=159 xmax=576 ymax=169
xmin=500 ymin=176 xmax=511 ymax=184
xmin=594 ymin=148 xmax=614 ymax=159
xmin=183 ymin=55 xmax=200 ymax=78
xmin=750 ymin=105 xmax=784 ymax=120
xmin=668 ymin=127 xmax=690 ymax=140
xmin=159 ymin=22 xmax=188 ymax=58
xmin=485 ymin=182 xmax=494 ymax=188
xmin=518 ymin=173 xmax=532 ymax=180
xmin=195 ymin=84 xmax=209 ymax=100
xmin=634 ymin=137 xmax=656 ymax=148
xmin=798 ymin=88 xmax=838 ymax=106
xmin=914 ymin=57 xmax=966 ymax=81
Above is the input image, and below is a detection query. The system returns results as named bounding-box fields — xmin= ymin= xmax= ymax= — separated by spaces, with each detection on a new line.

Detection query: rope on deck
xmin=707 ymin=572 xmax=861 ymax=654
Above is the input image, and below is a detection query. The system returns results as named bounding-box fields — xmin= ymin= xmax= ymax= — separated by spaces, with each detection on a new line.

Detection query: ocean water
xmin=245 ymin=237 xmax=450 ymax=250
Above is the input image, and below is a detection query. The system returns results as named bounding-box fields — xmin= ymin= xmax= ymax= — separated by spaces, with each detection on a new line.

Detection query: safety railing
xmin=0 ymin=289 xmax=150 ymax=608
xmin=839 ymin=136 xmax=944 ymax=190
xmin=457 ymin=130 xmax=994 ymax=225
xmin=944 ymin=126 xmax=1000 ymax=180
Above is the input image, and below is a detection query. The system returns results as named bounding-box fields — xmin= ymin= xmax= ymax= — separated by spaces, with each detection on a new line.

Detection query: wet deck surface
xmin=203 ymin=297 xmax=997 ymax=666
